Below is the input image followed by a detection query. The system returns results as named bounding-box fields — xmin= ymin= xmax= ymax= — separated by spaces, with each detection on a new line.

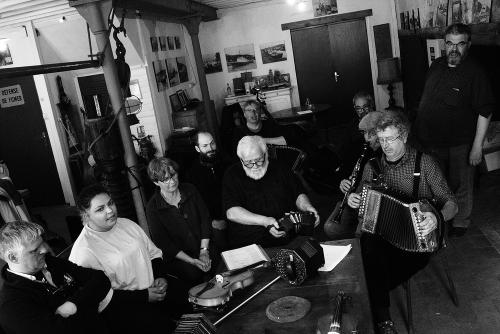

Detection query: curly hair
xmin=147 ymin=157 xmax=179 ymax=183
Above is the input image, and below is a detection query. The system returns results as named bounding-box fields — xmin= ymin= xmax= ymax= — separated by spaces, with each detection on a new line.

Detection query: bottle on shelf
xmin=305 ymin=97 xmax=312 ymax=109
xmin=226 ymin=83 xmax=233 ymax=96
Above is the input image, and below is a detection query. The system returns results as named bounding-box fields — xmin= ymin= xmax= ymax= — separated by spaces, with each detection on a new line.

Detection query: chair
xmin=267 ymin=144 xmax=307 ymax=176
xmin=402 ymin=230 xmax=459 ymax=334
xmin=0 ymin=181 xmax=30 ymax=224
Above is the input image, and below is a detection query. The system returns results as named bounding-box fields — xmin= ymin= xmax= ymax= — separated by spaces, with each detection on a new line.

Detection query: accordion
xmin=358 ymin=184 xmax=442 ymax=253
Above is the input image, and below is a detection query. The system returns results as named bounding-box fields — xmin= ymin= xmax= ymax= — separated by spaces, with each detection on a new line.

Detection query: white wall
xmin=199 ymin=0 xmax=403 ymax=115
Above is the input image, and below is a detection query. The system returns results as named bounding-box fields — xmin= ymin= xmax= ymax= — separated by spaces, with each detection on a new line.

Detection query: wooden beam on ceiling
xmin=69 ymin=0 xmax=217 ymax=22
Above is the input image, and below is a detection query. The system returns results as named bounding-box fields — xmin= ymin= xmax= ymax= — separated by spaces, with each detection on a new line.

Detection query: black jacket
xmin=0 ymin=255 xmax=110 ymax=334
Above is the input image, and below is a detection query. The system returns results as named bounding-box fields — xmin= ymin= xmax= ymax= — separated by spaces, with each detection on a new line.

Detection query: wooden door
xmin=291 ymin=18 xmax=373 ymax=125
xmin=328 ymin=19 xmax=372 ymax=123
xmin=291 ymin=25 xmax=335 ymax=108
xmin=0 ymin=76 xmax=65 ymax=206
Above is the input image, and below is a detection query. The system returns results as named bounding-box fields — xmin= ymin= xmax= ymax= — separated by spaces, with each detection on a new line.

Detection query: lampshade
xmin=377 ymin=57 xmax=402 ymax=84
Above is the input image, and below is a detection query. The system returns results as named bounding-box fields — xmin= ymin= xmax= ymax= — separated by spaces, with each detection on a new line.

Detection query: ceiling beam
xmin=68 ymin=0 xmax=217 ymax=21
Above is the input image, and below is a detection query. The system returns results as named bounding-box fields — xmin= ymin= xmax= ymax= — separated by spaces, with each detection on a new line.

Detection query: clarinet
xmin=327 ymin=291 xmax=347 ymax=334
xmin=331 ymin=143 xmax=369 ymax=224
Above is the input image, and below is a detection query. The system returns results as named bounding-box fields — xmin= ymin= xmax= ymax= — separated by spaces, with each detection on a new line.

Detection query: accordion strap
xmin=412 ymin=151 xmax=423 ymax=200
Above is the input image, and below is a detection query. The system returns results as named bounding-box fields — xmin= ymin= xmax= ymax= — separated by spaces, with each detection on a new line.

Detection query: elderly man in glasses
xmin=222 ymin=136 xmax=319 ymax=249
xmin=347 ymin=111 xmax=458 ymax=334
xmin=414 ymin=23 xmax=494 ymax=237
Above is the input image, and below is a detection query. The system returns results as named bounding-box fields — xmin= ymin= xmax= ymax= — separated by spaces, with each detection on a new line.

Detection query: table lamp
xmin=377 ymin=57 xmax=402 ymax=108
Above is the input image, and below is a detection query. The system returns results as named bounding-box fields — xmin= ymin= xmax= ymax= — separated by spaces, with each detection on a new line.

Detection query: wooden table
xmin=210 ymin=239 xmax=374 ymax=334
xmin=271 ymin=104 xmax=332 ymax=124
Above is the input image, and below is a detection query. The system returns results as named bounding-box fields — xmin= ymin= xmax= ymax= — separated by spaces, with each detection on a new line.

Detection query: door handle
xmin=334 ymin=71 xmax=340 ymax=82
xmin=41 ymin=131 xmax=49 ymax=147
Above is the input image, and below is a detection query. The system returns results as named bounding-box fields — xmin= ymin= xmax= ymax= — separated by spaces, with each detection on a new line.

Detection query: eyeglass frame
xmin=377 ymin=133 xmax=403 ymax=145
xmin=353 ymin=104 xmax=371 ymax=112
xmin=159 ymin=171 xmax=178 ymax=184
xmin=240 ymin=154 xmax=266 ymax=168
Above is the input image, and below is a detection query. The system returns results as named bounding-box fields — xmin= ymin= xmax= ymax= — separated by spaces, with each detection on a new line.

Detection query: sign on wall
xmin=0 ymin=84 xmax=24 ymax=108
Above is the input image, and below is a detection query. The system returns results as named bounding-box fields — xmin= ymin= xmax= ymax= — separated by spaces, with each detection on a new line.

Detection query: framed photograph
xmin=260 ymin=41 xmax=287 ymax=64
xmin=174 ymin=36 xmax=181 ymax=49
xmin=167 ymin=36 xmax=175 ymax=50
xmin=281 ymin=73 xmax=290 ymax=84
xmin=150 ymin=36 xmax=158 ymax=52
xmin=203 ymin=52 xmax=222 ymax=74
xmin=169 ymin=93 xmax=182 ymax=112
xmin=177 ymin=89 xmax=188 ymax=107
xmin=159 ymin=36 xmax=167 ymax=51
xmin=0 ymin=40 xmax=13 ymax=66
xmin=176 ymin=56 xmax=189 ymax=83
xmin=224 ymin=44 xmax=256 ymax=73
xmin=165 ymin=58 xmax=180 ymax=87
xmin=152 ymin=60 xmax=167 ymax=92
xmin=312 ymin=0 xmax=338 ymax=17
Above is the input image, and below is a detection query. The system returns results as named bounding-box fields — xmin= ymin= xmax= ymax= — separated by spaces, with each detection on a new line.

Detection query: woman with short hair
xmin=146 ymin=157 xmax=214 ymax=286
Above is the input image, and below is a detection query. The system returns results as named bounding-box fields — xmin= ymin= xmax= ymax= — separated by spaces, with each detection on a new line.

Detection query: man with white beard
xmin=222 ymin=136 xmax=319 ymax=248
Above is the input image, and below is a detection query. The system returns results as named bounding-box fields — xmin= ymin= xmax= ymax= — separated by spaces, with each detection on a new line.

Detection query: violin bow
xmin=214 ymin=275 xmax=281 ymax=326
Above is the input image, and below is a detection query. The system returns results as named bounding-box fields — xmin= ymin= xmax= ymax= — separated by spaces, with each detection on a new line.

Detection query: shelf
xmin=398 ymin=22 xmax=500 ymax=45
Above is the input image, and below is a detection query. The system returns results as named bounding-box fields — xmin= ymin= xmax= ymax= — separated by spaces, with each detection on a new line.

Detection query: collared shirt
xmin=357 ymin=146 xmax=456 ymax=208
xmin=416 ymin=56 xmax=495 ymax=148
xmin=146 ymin=183 xmax=211 ymax=261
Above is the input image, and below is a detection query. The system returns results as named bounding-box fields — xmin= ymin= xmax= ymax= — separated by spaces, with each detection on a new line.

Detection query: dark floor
xmin=18 ymin=169 xmax=500 ymax=333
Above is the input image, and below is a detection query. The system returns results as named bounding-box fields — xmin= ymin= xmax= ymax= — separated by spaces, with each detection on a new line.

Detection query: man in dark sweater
xmin=186 ymin=131 xmax=233 ymax=251
xmin=222 ymin=135 xmax=319 ymax=249
xmin=0 ymin=221 xmax=110 ymax=334
xmin=414 ymin=23 xmax=495 ymax=237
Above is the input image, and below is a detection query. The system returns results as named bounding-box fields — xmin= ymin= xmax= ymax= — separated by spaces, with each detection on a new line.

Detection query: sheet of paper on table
xmin=297 ymin=110 xmax=313 ymax=115
xmin=221 ymin=244 xmax=271 ymax=270
xmin=318 ymin=244 xmax=352 ymax=272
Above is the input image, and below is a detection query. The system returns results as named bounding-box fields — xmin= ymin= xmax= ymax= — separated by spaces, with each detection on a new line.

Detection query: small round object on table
xmin=265 ymin=296 xmax=311 ymax=323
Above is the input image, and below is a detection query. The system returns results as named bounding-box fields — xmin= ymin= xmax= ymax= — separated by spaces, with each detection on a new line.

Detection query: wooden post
xmin=183 ymin=17 xmax=218 ymax=140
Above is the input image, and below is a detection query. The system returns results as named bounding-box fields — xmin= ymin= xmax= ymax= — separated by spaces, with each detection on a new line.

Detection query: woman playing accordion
xmin=347 ymin=111 xmax=458 ymax=334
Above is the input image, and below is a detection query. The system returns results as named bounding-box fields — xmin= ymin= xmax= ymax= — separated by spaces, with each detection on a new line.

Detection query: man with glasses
xmin=0 ymin=221 xmax=111 ymax=334
xmin=222 ymin=136 xmax=319 ymax=249
xmin=347 ymin=111 xmax=458 ymax=334
xmin=414 ymin=23 xmax=494 ymax=237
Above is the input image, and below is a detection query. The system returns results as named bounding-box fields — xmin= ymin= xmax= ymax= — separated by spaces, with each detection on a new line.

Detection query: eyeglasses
xmin=159 ymin=172 xmax=177 ymax=184
xmin=445 ymin=41 xmax=467 ymax=48
xmin=240 ymin=155 xmax=266 ymax=168
xmin=354 ymin=105 xmax=371 ymax=112
xmin=378 ymin=134 xmax=402 ymax=145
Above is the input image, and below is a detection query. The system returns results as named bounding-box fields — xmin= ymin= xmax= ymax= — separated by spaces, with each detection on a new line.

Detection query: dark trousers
xmin=102 ymin=276 xmax=191 ymax=334
xmin=427 ymin=144 xmax=474 ymax=228
xmin=361 ymin=233 xmax=430 ymax=322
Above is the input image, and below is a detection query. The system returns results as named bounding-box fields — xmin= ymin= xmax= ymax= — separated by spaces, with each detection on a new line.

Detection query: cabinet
xmin=283 ymin=10 xmax=373 ymax=125
xmin=223 ymin=87 xmax=292 ymax=112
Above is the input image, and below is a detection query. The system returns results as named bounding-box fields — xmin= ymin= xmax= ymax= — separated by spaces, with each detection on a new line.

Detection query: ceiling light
xmin=297 ymin=1 xmax=306 ymax=11
xmin=286 ymin=0 xmax=297 ymax=5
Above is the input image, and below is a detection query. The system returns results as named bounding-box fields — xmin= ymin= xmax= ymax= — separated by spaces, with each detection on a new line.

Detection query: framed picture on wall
xmin=177 ymin=89 xmax=188 ymax=107
xmin=169 ymin=93 xmax=182 ymax=112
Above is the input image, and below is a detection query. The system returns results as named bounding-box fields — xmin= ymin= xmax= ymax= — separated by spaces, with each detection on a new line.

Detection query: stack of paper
xmin=318 ymin=244 xmax=352 ymax=272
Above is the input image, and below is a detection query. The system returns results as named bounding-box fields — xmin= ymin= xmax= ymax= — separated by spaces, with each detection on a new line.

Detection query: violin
xmin=188 ymin=260 xmax=266 ymax=308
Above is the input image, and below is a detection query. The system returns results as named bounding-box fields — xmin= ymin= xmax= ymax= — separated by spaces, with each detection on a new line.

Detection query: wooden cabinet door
xmin=328 ymin=19 xmax=372 ymax=123
xmin=291 ymin=18 xmax=373 ymax=125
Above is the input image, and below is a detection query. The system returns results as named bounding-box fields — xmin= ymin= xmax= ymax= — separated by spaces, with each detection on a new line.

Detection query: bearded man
xmin=414 ymin=23 xmax=494 ymax=237
xmin=222 ymin=136 xmax=319 ymax=248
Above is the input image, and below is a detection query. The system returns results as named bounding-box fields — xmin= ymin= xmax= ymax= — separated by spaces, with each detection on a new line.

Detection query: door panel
xmin=291 ymin=26 xmax=336 ymax=106
xmin=291 ymin=19 xmax=373 ymax=126
xmin=0 ymin=76 xmax=65 ymax=206
xmin=328 ymin=19 xmax=373 ymax=123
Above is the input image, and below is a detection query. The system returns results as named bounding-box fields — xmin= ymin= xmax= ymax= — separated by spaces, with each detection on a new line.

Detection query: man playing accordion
xmin=347 ymin=111 xmax=458 ymax=334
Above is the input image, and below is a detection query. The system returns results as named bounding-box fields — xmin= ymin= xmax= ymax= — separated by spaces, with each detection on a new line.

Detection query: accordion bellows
xmin=359 ymin=184 xmax=440 ymax=253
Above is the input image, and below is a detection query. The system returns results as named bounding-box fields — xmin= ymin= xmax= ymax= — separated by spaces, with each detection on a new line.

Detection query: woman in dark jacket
xmin=146 ymin=157 xmax=214 ymax=286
